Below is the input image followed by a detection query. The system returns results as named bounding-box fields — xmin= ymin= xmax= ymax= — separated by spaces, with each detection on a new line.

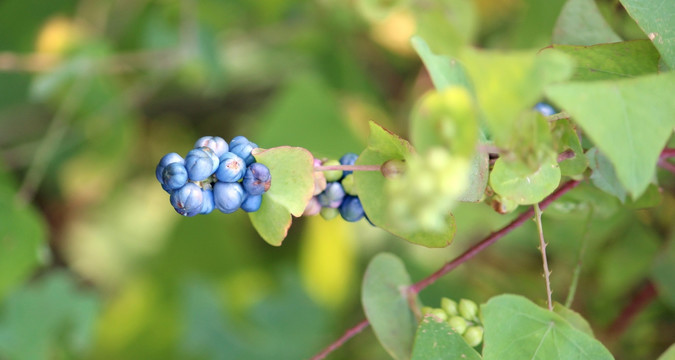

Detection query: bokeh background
xmin=0 ymin=0 xmax=673 ymax=359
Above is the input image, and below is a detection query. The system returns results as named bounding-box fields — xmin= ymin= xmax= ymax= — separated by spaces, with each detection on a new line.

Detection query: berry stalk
xmin=314 ymin=164 xmax=381 ymax=172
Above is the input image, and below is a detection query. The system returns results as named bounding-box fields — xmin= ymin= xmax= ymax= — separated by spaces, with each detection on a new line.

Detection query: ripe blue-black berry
xmin=241 ymin=194 xmax=263 ymax=212
xmin=534 ymin=102 xmax=556 ymax=117
xmin=230 ymin=138 xmax=258 ymax=165
xmin=195 ymin=136 xmax=229 ymax=158
xmin=185 ymin=147 xmax=219 ymax=181
xmin=243 ymin=163 xmax=271 ymax=196
xmin=317 ymin=182 xmax=345 ymax=208
xmin=216 ymin=152 xmax=246 ymax=183
xmin=339 ymin=196 xmax=364 ymax=222
xmin=162 ymin=162 xmax=188 ymax=191
xmin=200 ymin=188 xmax=215 ymax=214
xmin=156 ymin=152 xmax=184 ymax=184
xmin=339 ymin=152 xmax=359 ymax=177
xmin=214 ymin=181 xmax=245 ymax=213
xmin=170 ymin=182 xmax=204 ymax=216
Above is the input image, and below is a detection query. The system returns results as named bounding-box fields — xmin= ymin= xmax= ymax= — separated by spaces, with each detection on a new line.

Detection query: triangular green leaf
xmin=552 ymin=0 xmax=621 ymax=46
xmin=620 ymin=0 xmax=675 ymax=69
xmin=411 ymin=315 xmax=482 ymax=360
xmin=362 ymin=253 xmax=418 ymax=360
xmin=549 ymin=41 xmax=660 ymax=81
xmin=546 ymin=72 xmax=675 ymax=197
xmin=411 ymin=36 xmax=473 ymax=93
xmin=482 ymin=294 xmax=614 ymax=360
xmin=248 ymin=197 xmax=292 ymax=247
xmin=587 ymin=148 xmax=627 ymax=203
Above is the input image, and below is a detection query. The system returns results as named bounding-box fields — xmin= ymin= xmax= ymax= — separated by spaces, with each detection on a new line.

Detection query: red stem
xmin=308 ymin=179 xmax=580 ymax=359
xmin=309 ymin=319 xmax=370 ymax=360
xmin=607 ymin=281 xmax=658 ymax=337
xmin=659 ymin=148 xmax=675 ymax=160
xmin=410 ymin=179 xmax=580 ymax=294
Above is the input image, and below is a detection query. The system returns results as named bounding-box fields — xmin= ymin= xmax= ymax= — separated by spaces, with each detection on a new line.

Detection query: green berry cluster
xmin=421 ymin=298 xmax=484 ymax=347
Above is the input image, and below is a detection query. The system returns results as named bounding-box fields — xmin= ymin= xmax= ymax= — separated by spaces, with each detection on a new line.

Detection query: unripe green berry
xmin=380 ymin=159 xmax=406 ymax=178
xmin=440 ymin=297 xmax=458 ymax=316
xmin=429 ymin=308 xmax=448 ymax=321
xmin=459 ymin=299 xmax=479 ymax=321
xmin=323 ymin=160 xmax=343 ymax=182
xmin=447 ymin=316 xmax=468 ymax=335
xmin=341 ymin=173 xmax=357 ymax=195
xmin=463 ymin=326 xmax=484 ymax=347
xmin=421 ymin=306 xmax=434 ymax=316
xmin=320 ymin=207 xmax=339 ymax=220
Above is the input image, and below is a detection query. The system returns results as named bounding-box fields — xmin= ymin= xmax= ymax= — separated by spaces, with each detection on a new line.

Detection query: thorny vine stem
xmin=309 ymin=180 xmax=581 ymax=360
xmin=534 ymin=203 xmax=553 ymax=311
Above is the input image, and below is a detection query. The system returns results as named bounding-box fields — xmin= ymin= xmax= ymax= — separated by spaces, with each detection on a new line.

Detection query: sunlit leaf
xmin=489 ymin=155 xmax=561 ymax=205
xmin=411 ymin=36 xmax=473 ymax=93
xmin=362 ymin=253 xmax=418 ymax=360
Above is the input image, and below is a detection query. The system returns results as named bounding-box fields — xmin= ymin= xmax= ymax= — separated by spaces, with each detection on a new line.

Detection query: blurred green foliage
xmin=0 ymin=0 xmax=673 ymax=359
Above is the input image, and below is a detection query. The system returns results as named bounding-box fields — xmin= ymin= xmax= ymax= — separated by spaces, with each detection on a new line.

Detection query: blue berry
xmin=185 ymin=147 xmax=219 ymax=181
xmin=214 ymin=181 xmax=245 ymax=214
xmin=156 ymin=152 xmax=184 ymax=184
xmin=339 ymin=153 xmax=359 ymax=177
xmin=200 ymin=188 xmax=215 ymax=214
xmin=242 ymin=163 xmax=271 ymax=196
xmin=339 ymin=196 xmax=364 ymax=222
xmin=194 ymin=136 xmax=229 ymax=158
xmin=241 ymin=194 xmax=263 ymax=212
xmin=216 ymin=152 xmax=246 ymax=183
xmin=317 ymin=182 xmax=345 ymax=208
xmin=229 ymin=135 xmax=250 ymax=149
xmin=162 ymin=162 xmax=188 ymax=191
xmin=303 ymin=197 xmax=322 ymax=216
xmin=230 ymin=139 xmax=258 ymax=165
xmin=534 ymin=102 xmax=556 ymax=117
xmin=170 ymin=183 xmax=204 ymax=216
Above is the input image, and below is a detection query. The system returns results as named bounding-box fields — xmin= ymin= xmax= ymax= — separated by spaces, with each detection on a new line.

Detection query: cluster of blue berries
xmin=304 ymin=153 xmax=368 ymax=223
xmin=155 ymin=136 xmax=271 ymax=216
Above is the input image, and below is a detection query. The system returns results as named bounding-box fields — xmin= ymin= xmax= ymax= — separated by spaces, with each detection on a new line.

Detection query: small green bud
xmin=323 ymin=160 xmax=343 ymax=182
xmin=463 ymin=326 xmax=484 ymax=347
xmin=421 ymin=306 xmax=434 ymax=316
xmin=380 ymin=159 xmax=406 ymax=178
xmin=341 ymin=173 xmax=357 ymax=195
xmin=429 ymin=308 xmax=448 ymax=321
xmin=447 ymin=316 xmax=468 ymax=335
xmin=320 ymin=207 xmax=339 ymax=220
xmin=440 ymin=297 xmax=458 ymax=316
xmin=458 ymin=299 xmax=479 ymax=321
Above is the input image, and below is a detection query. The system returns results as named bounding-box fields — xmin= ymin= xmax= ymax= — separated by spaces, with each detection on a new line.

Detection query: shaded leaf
xmin=249 ymin=197 xmax=292 ymax=247
xmin=411 ymin=35 xmax=473 ymax=93
xmin=551 ymin=119 xmax=588 ymax=177
xmin=549 ymin=41 xmax=660 ymax=81
xmin=652 ymin=237 xmax=675 ymax=310
xmin=552 ymin=0 xmax=621 ymax=46
xmin=362 ymin=253 xmax=418 ymax=360
xmin=546 ymin=72 xmax=675 ymax=197
xmin=619 ymin=0 xmax=675 ymax=69
xmin=412 ymin=0 xmax=477 ymax=56
xmin=0 ymin=169 xmax=45 ymax=301
xmin=657 ymin=343 xmax=675 ymax=360
xmin=411 ymin=315 xmax=481 ymax=360
xmin=587 ymin=148 xmax=627 ymax=203
xmin=0 ymin=272 xmax=99 ymax=360
xmin=482 ymin=294 xmax=614 ymax=360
